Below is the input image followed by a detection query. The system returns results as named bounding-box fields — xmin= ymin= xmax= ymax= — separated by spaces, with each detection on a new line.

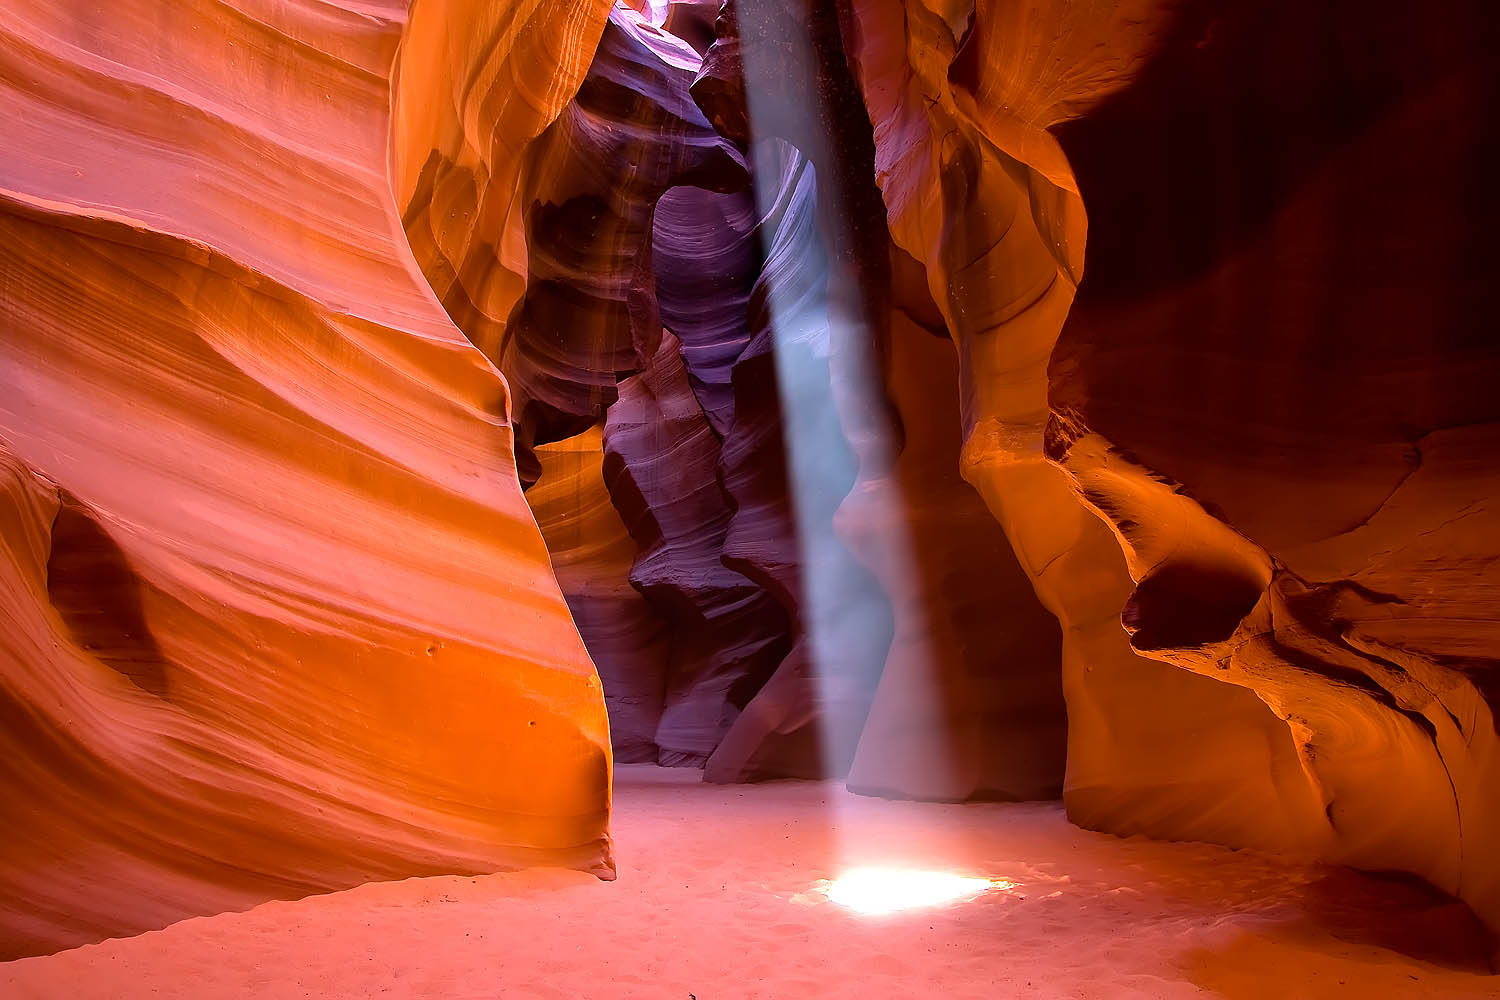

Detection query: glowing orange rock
xmin=0 ymin=0 xmax=616 ymax=959
xmin=533 ymin=426 xmax=671 ymax=763
xmin=844 ymin=0 xmax=1500 ymax=952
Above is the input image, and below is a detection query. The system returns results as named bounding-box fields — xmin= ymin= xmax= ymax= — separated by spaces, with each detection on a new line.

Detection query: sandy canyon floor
xmin=1 ymin=765 xmax=1495 ymax=999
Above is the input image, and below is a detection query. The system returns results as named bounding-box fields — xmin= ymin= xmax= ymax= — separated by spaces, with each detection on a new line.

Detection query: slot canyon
xmin=0 ymin=0 xmax=1497 ymax=996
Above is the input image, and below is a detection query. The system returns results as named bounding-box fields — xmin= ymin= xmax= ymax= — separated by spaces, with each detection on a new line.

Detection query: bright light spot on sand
xmin=826 ymin=869 xmax=1003 ymax=915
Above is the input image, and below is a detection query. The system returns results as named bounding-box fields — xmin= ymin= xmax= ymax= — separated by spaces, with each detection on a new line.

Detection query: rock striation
xmin=704 ymin=140 xmax=894 ymax=783
xmin=3 ymin=0 xmax=1497 ymax=965
xmin=484 ymin=6 xmax=746 ymax=482
xmin=1044 ymin=0 xmax=1500 ymax=945
xmin=0 ymin=0 xmax=616 ymax=960
xmin=842 ymin=0 xmax=1500 ymax=953
xmin=533 ymin=426 xmax=671 ymax=763
xmin=604 ymin=333 xmax=793 ymax=765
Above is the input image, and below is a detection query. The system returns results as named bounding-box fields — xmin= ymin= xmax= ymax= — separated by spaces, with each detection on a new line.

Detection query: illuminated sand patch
xmin=825 ymin=868 xmax=1009 ymax=915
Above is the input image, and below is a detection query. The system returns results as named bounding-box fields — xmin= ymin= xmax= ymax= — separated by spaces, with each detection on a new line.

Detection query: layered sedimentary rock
xmin=704 ymin=141 xmax=893 ymax=782
xmin=1044 ymin=0 xmax=1500 ymax=940
xmin=690 ymin=0 xmax=1068 ymax=799
xmin=8 ymin=0 xmax=1497 ymax=965
xmin=605 ymin=334 xmax=793 ymax=764
xmin=652 ymin=182 xmax=759 ymax=435
xmin=533 ymin=427 xmax=671 ymax=763
xmin=844 ymin=311 xmax=1066 ymax=801
xmin=0 ymin=0 xmax=615 ymax=960
xmin=842 ymin=0 xmax=1500 ymax=949
xmin=452 ymin=5 xmax=802 ymax=765
xmin=477 ymin=0 xmax=1068 ymax=792
xmin=494 ymin=6 xmax=746 ymax=480
xmin=395 ymin=0 xmax=614 ymax=385
xmin=841 ymin=0 xmax=1326 ymax=852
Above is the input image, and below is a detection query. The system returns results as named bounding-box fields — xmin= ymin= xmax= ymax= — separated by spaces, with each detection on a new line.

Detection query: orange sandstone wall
xmin=842 ymin=0 xmax=1500 ymax=949
xmin=0 ymin=0 xmax=614 ymax=959
xmin=7 ymin=0 xmax=1496 ymax=963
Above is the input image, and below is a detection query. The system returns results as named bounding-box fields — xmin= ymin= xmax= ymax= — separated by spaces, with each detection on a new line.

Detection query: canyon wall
xmin=1 ymin=0 xmax=1495 ymax=963
xmin=404 ymin=1 xmax=1064 ymax=794
xmin=841 ymin=0 xmax=1500 ymax=950
xmin=0 ymin=0 xmax=617 ymax=959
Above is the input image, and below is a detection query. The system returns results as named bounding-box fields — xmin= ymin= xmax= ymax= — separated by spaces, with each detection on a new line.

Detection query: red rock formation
xmin=0 ymin=0 xmax=615 ymax=960
xmin=435 ymin=3 xmax=801 ymax=767
xmin=652 ymin=182 xmax=759 ymax=435
xmin=844 ymin=311 xmax=1066 ymax=801
xmin=395 ymin=0 xmax=614 ymax=384
xmin=533 ymin=427 xmax=671 ymax=763
xmin=841 ymin=0 xmax=1322 ymax=847
xmin=842 ymin=0 xmax=1500 ymax=953
xmin=8 ymin=0 xmax=1496 ymax=965
xmin=492 ymin=5 xmax=746 ymax=480
xmin=1045 ymin=0 xmax=1500 ymax=945
xmin=704 ymin=140 xmax=894 ymax=782
xmin=690 ymin=0 xmax=1068 ymax=799
xmin=604 ymin=333 xmax=793 ymax=765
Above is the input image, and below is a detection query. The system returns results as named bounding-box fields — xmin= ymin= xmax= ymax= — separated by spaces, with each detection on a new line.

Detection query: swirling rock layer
xmin=8 ymin=0 xmax=1497 ymax=966
xmin=705 ymin=141 xmax=894 ymax=782
xmin=844 ymin=311 xmax=1066 ymax=801
xmin=499 ymin=6 xmax=746 ymax=480
xmin=494 ymin=1 xmax=1067 ymax=795
xmin=1044 ymin=0 xmax=1500 ymax=940
xmin=605 ymin=333 xmax=793 ymax=765
xmin=843 ymin=0 xmax=1500 ymax=953
xmin=0 ymin=0 xmax=615 ymax=960
xmin=533 ymin=427 xmax=671 ymax=763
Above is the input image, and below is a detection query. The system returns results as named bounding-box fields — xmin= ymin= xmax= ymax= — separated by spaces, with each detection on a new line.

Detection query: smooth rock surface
xmin=0 ymin=0 xmax=617 ymax=960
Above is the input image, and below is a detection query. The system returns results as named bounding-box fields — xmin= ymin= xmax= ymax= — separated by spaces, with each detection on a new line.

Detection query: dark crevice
xmin=46 ymin=494 xmax=170 ymax=698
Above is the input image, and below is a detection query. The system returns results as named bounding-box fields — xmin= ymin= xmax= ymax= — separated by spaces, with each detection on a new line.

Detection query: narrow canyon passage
xmin=1 ymin=0 xmax=1498 ymax=995
xmin=505 ymin=1 xmax=1067 ymax=796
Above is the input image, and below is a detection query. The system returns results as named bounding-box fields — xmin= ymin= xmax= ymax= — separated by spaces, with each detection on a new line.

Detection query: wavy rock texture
xmin=495 ymin=6 xmax=746 ymax=481
xmin=704 ymin=141 xmax=893 ymax=782
xmin=395 ymin=0 xmax=614 ymax=389
xmin=690 ymin=0 xmax=1069 ymax=799
xmin=844 ymin=310 xmax=1066 ymax=801
xmin=652 ymin=182 xmax=759 ymax=435
xmin=604 ymin=333 xmax=793 ymax=765
xmin=842 ymin=0 xmax=1325 ymax=846
xmin=10 ymin=0 xmax=1496 ymax=966
xmin=484 ymin=0 xmax=1069 ymax=793
xmin=453 ymin=6 xmax=800 ymax=766
xmin=1044 ymin=0 xmax=1500 ymax=943
xmin=533 ymin=427 xmax=671 ymax=763
xmin=843 ymin=0 xmax=1500 ymax=950
xmin=0 ymin=0 xmax=615 ymax=961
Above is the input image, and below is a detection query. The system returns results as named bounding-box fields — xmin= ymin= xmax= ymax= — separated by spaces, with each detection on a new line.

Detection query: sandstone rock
xmin=705 ymin=144 xmax=894 ymax=780
xmin=844 ymin=311 xmax=1066 ymax=801
xmin=652 ymin=183 xmax=760 ymax=436
xmin=533 ymin=427 xmax=671 ymax=763
xmin=604 ymin=333 xmax=793 ymax=765
xmin=495 ymin=6 xmax=746 ymax=481
xmin=842 ymin=0 xmax=1328 ymax=851
xmin=1046 ymin=0 xmax=1500 ymax=943
xmin=8 ymin=0 xmax=1496 ymax=964
xmin=0 ymin=0 xmax=616 ymax=959
xmin=844 ymin=0 xmax=1500 ymax=950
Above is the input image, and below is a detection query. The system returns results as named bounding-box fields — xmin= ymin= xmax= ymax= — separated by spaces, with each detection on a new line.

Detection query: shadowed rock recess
xmin=0 ymin=0 xmax=1495 ymax=968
